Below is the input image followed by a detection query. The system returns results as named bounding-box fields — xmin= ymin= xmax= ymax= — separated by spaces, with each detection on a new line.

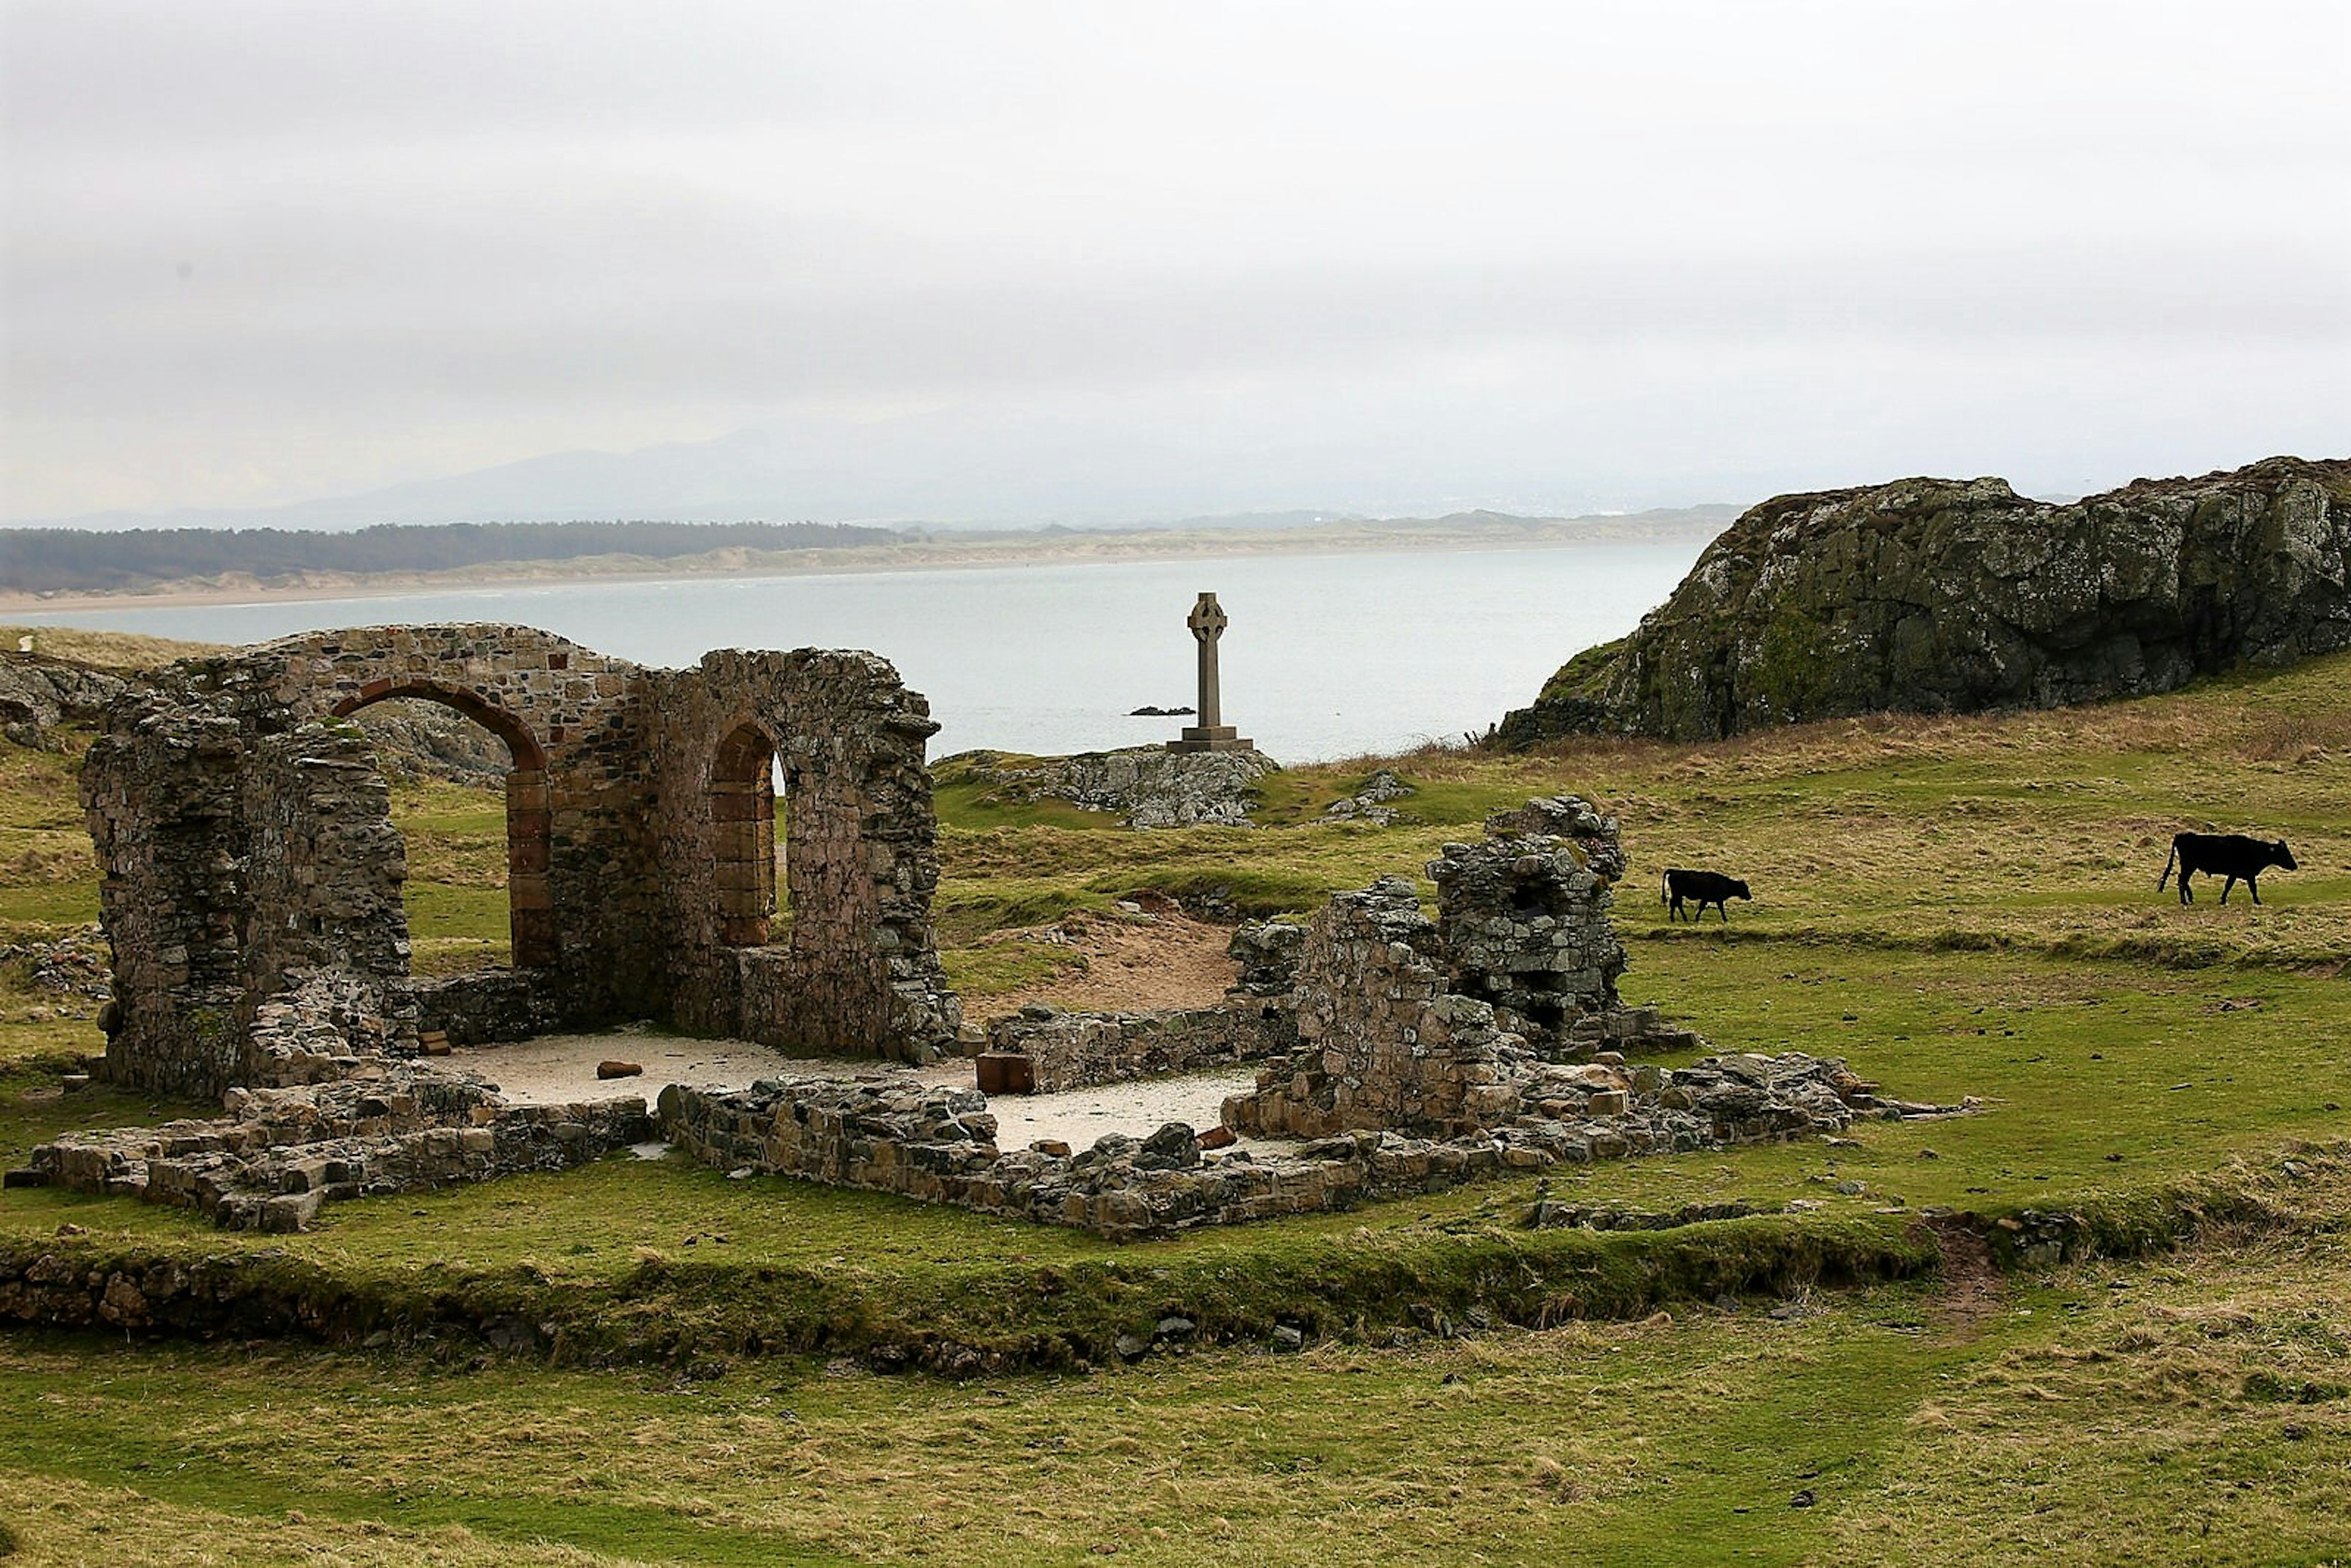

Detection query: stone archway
xmin=82 ymin=625 xmax=963 ymax=1096
xmin=330 ymin=681 xmax=557 ymax=969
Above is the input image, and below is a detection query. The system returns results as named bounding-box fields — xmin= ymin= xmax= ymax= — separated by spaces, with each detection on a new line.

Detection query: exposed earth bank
xmin=1498 ymin=454 xmax=2351 ymax=745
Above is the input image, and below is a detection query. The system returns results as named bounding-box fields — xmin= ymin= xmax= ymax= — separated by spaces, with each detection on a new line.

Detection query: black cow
xmin=1663 ymin=868 xmax=1752 ymax=922
xmin=2158 ymin=832 xmax=2297 ymax=906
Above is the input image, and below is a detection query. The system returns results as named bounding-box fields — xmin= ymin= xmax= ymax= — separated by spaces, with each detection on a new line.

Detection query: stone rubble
xmin=0 ymin=930 xmax=113 ymax=1002
xmin=1322 ymin=768 xmax=1415 ymax=825
xmin=9 ymin=1062 xmax=650 ymax=1232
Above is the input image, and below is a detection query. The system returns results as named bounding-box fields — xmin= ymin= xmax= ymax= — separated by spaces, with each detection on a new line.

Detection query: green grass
xmin=5 ymin=650 xmax=2351 ymax=1561
xmin=1 ymin=1154 xmax=2346 ymax=1564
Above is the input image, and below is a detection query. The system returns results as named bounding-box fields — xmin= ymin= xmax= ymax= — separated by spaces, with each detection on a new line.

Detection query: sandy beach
xmin=0 ymin=514 xmax=1727 ymax=618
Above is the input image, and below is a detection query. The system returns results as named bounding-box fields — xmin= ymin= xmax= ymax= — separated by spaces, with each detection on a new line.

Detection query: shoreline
xmin=0 ymin=519 xmax=1725 ymax=617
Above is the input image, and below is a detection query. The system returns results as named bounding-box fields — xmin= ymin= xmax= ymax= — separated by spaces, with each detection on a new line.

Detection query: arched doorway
xmin=710 ymin=721 xmax=781 ymax=946
xmin=331 ymin=683 xmax=557 ymax=968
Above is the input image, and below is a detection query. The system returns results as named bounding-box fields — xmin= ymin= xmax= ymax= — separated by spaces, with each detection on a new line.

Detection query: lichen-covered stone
xmin=950 ymin=746 xmax=1278 ymax=828
xmin=1498 ymin=456 xmax=2351 ymax=744
xmin=0 ymin=652 xmax=128 ymax=749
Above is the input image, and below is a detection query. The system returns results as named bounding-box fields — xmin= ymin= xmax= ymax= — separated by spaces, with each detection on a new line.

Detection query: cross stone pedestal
xmin=1171 ymin=724 xmax=1253 ymax=752
xmin=1167 ymin=591 xmax=1253 ymax=752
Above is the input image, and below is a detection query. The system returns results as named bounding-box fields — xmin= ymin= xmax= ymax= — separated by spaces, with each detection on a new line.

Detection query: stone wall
xmin=651 ymin=648 xmax=960 ymax=1062
xmin=1432 ymin=795 xmax=1629 ymax=1051
xmin=413 ymin=970 xmax=570 ymax=1048
xmin=658 ymin=1048 xmax=1922 ymax=1241
xmin=80 ymin=699 xmax=255 ymax=1100
xmin=12 ymin=1044 xmax=1942 ymax=1241
xmin=12 ymin=1063 xmax=650 ymax=1232
xmin=1228 ymin=799 xmax=1706 ymax=1141
xmin=78 ymin=624 xmax=962 ymax=1097
xmin=1232 ymin=876 xmax=1520 ymax=1139
xmin=1225 ymin=919 xmax=1305 ymax=997
xmin=983 ymin=1001 xmax=1292 ymax=1094
xmin=80 ymin=707 xmax=422 ymax=1101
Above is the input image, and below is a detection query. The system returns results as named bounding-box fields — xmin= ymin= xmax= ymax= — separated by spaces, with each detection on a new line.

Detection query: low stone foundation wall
xmin=658 ymin=1049 xmax=1937 ymax=1241
xmin=413 ymin=969 xmax=571 ymax=1047
xmin=983 ymin=1001 xmax=1293 ymax=1093
xmin=11 ymin=1065 xmax=650 ymax=1232
xmin=246 ymin=966 xmax=422 ymax=1086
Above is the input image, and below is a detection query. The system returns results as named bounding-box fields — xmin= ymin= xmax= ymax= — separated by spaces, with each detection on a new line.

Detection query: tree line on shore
xmin=0 ymin=519 xmax=896 ymax=595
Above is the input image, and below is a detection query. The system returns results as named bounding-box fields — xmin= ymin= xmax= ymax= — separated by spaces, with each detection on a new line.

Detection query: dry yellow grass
xmin=0 ymin=624 xmax=227 ymax=670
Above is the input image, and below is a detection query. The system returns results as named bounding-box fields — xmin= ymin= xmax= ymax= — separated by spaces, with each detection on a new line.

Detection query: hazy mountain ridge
xmin=15 ymin=416 xmax=1720 ymax=534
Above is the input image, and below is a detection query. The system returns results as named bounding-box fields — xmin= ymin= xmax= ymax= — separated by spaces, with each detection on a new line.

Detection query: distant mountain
xmin=17 ymin=414 xmax=1714 ymax=533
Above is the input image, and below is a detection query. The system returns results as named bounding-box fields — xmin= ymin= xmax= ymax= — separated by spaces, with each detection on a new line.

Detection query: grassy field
xmin=1 ymin=647 xmax=2348 ymax=1564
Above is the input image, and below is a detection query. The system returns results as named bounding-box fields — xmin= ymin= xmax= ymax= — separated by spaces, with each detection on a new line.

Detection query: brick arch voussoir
xmin=330 ymin=681 xmax=548 ymax=773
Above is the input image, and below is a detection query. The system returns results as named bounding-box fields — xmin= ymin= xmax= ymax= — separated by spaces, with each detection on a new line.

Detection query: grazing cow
xmin=1663 ymin=868 xmax=1752 ymax=923
xmin=2158 ymin=832 xmax=2297 ymax=906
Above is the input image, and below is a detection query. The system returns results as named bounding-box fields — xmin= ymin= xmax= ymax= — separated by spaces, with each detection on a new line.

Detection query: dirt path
xmin=1919 ymin=1215 xmax=2008 ymax=1337
xmin=965 ymin=896 xmax=1241 ymax=1022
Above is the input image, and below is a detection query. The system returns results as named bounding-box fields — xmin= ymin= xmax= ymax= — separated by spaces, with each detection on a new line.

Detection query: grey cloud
xmin=4 ymin=0 xmax=2347 ymax=520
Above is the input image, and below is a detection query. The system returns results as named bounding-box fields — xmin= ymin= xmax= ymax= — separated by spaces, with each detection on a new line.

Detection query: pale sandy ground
xmin=448 ymin=898 xmax=1279 ymax=1153
xmin=450 ymin=1027 xmax=1273 ymax=1153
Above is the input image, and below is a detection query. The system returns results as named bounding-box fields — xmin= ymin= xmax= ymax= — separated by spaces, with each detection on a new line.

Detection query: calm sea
xmin=13 ymin=542 xmax=1701 ymax=762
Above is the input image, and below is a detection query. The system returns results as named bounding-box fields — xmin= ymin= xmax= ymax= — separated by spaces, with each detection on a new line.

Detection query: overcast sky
xmin=5 ymin=0 xmax=2347 ymax=524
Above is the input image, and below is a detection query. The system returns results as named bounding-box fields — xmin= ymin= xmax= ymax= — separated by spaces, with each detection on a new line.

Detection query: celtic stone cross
xmin=1169 ymin=591 xmax=1252 ymax=752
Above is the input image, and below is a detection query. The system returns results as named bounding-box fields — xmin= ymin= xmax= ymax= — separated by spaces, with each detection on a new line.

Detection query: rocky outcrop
xmin=1498 ymin=456 xmax=2351 ymax=744
xmin=347 ymin=697 xmax=512 ymax=784
xmin=0 ymin=653 xmax=129 ymax=748
xmin=950 ymin=746 xmax=1278 ymax=828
